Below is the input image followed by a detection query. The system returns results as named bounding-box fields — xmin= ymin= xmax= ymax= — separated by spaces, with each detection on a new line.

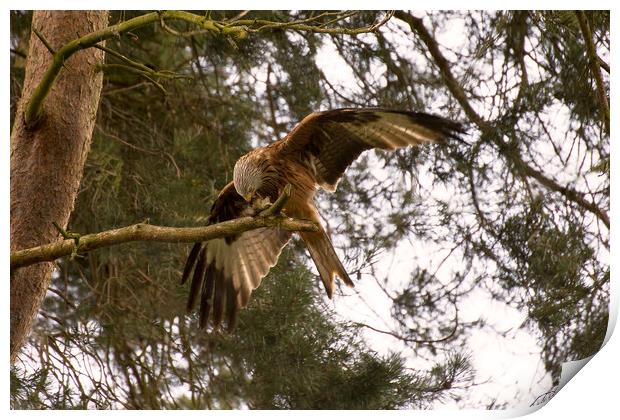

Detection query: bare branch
xmin=11 ymin=215 xmax=318 ymax=270
xmin=395 ymin=11 xmax=610 ymax=229
xmin=598 ymin=55 xmax=610 ymax=73
xmin=24 ymin=10 xmax=395 ymax=126
xmin=226 ymin=10 xmax=251 ymax=23
xmin=98 ymin=63 xmax=168 ymax=95
xmin=32 ymin=27 xmax=56 ymax=55
xmin=11 ymin=174 xmax=307 ymax=269
xmin=24 ymin=10 xmax=248 ymax=125
xmin=229 ymin=10 xmax=393 ymax=34
xmin=94 ymin=43 xmax=189 ymax=82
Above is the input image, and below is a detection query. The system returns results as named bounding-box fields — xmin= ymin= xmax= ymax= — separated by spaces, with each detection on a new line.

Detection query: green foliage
xmin=213 ymin=258 xmax=468 ymax=409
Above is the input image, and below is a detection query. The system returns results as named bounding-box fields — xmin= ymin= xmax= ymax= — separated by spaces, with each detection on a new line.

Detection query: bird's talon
xmin=253 ymin=196 xmax=272 ymax=211
xmin=53 ymin=221 xmax=81 ymax=259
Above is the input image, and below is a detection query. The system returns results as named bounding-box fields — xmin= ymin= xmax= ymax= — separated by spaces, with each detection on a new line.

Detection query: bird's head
xmin=233 ymin=154 xmax=264 ymax=202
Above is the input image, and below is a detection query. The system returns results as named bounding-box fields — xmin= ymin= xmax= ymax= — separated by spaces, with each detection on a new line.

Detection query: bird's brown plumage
xmin=181 ymin=108 xmax=465 ymax=331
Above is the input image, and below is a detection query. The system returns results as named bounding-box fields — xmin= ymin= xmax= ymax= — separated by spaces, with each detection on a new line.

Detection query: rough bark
xmin=10 ymin=11 xmax=109 ymax=364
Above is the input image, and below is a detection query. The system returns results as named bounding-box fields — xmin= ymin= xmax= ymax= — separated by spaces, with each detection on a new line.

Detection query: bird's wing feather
xmin=181 ymin=181 xmax=291 ymax=331
xmin=281 ymin=108 xmax=465 ymax=191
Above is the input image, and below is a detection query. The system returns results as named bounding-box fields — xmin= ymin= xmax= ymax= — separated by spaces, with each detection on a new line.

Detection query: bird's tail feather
xmin=299 ymin=229 xmax=354 ymax=298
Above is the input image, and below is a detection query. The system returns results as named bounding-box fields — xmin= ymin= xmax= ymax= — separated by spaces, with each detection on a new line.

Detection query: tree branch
xmin=32 ymin=27 xmax=57 ymax=55
xmin=12 ymin=183 xmax=312 ymax=269
xmin=25 ymin=11 xmax=232 ymax=125
xmin=11 ymin=216 xmax=319 ymax=270
xmin=94 ymin=43 xmax=191 ymax=81
xmin=395 ymin=11 xmax=610 ymax=229
xmin=25 ymin=10 xmax=395 ymax=126
xmin=598 ymin=55 xmax=610 ymax=74
xmin=575 ymin=11 xmax=610 ymax=133
xmin=232 ymin=10 xmax=393 ymax=34
xmin=98 ymin=63 xmax=168 ymax=95
xmin=394 ymin=11 xmax=483 ymax=127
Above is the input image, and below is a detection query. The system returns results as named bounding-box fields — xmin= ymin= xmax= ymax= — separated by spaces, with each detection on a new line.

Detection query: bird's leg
xmin=253 ymin=196 xmax=273 ymax=212
xmin=259 ymin=183 xmax=292 ymax=217
xmin=52 ymin=221 xmax=81 ymax=259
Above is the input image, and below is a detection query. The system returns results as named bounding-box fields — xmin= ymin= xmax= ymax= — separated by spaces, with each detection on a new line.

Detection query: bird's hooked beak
xmin=243 ymin=192 xmax=254 ymax=202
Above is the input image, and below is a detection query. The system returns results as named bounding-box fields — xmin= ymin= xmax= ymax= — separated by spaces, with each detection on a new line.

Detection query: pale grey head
xmin=233 ymin=154 xmax=264 ymax=202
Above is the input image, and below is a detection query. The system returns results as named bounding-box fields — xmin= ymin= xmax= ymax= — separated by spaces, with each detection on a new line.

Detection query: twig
xmin=226 ymin=10 xmax=250 ymax=23
xmin=95 ymin=125 xmax=159 ymax=155
xmin=32 ymin=27 xmax=70 ymax=73
xmin=10 ymin=48 xmax=27 ymax=58
xmin=32 ymin=27 xmax=56 ymax=55
xmin=232 ymin=10 xmax=393 ymax=34
xmin=98 ymin=63 xmax=168 ymax=95
xmin=354 ymin=318 xmax=458 ymax=344
xmin=598 ymin=55 xmax=610 ymax=73
xmin=265 ymin=63 xmax=280 ymax=136
xmin=52 ymin=221 xmax=80 ymax=259
xmin=94 ymin=44 xmax=154 ymax=75
xmin=320 ymin=72 xmax=369 ymax=107
xmin=24 ymin=11 xmax=247 ymax=126
xmin=317 ymin=11 xmax=358 ymax=29
xmin=159 ymin=15 xmax=210 ymax=38
xmin=395 ymin=10 xmax=610 ymax=229
xmin=24 ymin=10 xmax=394 ymax=126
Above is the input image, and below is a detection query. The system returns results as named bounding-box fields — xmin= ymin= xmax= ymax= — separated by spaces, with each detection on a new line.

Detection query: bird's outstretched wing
xmin=280 ymin=108 xmax=466 ymax=191
xmin=181 ymin=182 xmax=291 ymax=331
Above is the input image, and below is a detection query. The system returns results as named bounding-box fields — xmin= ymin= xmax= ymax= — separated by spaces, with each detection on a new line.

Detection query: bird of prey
xmin=181 ymin=108 xmax=464 ymax=331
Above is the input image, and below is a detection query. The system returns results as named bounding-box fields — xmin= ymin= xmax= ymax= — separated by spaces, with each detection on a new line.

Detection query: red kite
xmin=181 ymin=108 xmax=464 ymax=330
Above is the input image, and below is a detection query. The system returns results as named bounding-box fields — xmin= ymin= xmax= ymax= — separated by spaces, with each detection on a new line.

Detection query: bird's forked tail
xmin=299 ymin=228 xmax=354 ymax=298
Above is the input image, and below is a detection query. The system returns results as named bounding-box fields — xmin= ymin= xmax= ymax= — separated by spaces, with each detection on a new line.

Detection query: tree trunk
xmin=10 ymin=11 xmax=109 ymax=363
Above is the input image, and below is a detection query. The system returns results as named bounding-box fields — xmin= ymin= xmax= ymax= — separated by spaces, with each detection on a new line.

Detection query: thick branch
xmin=395 ymin=11 xmax=609 ymax=229
xmin=575 ymin=11 xmax=610 ymax=133
xmin=11 ymin=216 xmax=319 ymax=270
